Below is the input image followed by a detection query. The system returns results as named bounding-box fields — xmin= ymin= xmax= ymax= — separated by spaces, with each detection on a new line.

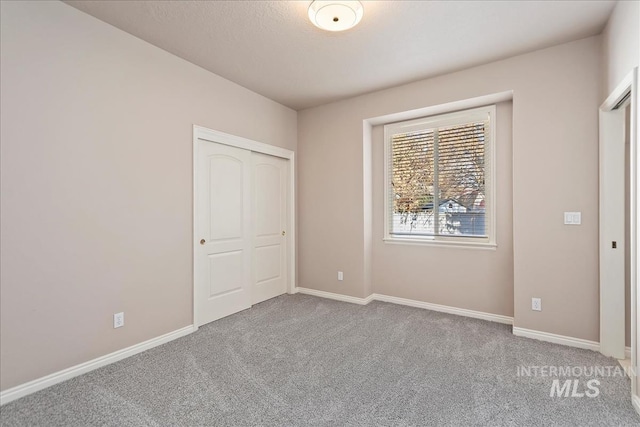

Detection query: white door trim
xmin=195 ymin=126 xmax=294 ymax=159
xmin=193 ymin=125 xmax=296 ymax=329
xmin=599 ymin=68 xmax=638 ymax=409
xmin=599 ymin=91 xmax=627 ymax=359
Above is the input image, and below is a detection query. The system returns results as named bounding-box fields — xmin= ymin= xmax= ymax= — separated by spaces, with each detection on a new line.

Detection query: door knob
xmin=200 ymin=239 xmax=206 ymax=245
xmin=282 ymin=231 xmax=286 ymax=236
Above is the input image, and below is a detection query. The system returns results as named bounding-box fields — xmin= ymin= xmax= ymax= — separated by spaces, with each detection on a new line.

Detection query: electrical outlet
xmin=114 ymin=312 xmax=124 ymax=328
xmin=338 ymin=271 xmax=344 ymax=281
xmin=531 ymin=298 xmax=542 ymax=311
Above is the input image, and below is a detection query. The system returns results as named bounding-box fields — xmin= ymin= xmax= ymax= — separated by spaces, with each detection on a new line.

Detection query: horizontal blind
xmin=390 ymin=129 xmax=435 ymax=235
xmin=389 ymin=115 xmax=489 ymax=237
xmin=437 ymin=120 xmax=488 ymax=237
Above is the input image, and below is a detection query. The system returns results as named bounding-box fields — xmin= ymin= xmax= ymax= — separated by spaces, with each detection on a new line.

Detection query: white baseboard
xmin=512 ymin=327 xmax=600 ymax=352
xmin=512 ymin=328 xmax=636 ymax=360
xmin=296 ymin=287 xmax=513 ymax=325
xmin=0 ymin=325 xmax=196 ymax=406
xmin=372 ymin=293 xmax=514 ymax=325
xmin=297 ymin=289 xmax=634 ymax=365
xmin=296 ymin=287 xmax=374 ymax=305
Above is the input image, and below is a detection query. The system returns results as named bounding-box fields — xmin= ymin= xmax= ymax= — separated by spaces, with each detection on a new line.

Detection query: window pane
xmin=385 ymin=105 xmax=493 ymax=244
xmin=437 ymin=122 xmax=486 ymax=237
xmin=391 ymin=130 xmax=435 ymax=235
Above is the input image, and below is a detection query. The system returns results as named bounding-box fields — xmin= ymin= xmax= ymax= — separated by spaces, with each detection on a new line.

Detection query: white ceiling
xmin=65 ymin=0 xmax=616 ymax=110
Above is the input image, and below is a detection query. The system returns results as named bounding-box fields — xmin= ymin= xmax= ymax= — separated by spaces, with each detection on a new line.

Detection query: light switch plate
xmin=564 ymin=212 xmax=581 ymax=225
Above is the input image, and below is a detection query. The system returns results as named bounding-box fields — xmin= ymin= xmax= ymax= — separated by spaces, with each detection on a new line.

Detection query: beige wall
xmin=0 ymin=1 xmax=296 ymax=391
xmin=371 ymin=102 xmax=513 ymax=316
xmin=601 ymin=0 xmax=639 ymax=97
xmin=298 ymin=36 xmax=601 ymax=340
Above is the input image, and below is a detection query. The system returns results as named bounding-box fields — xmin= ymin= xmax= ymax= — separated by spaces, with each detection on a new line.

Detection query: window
xmin=384 ymin=105 xmax=495 ymax=247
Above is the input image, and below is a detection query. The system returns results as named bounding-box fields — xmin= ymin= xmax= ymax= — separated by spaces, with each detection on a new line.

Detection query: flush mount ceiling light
xmin=308 ymin=1 xmax=364 ymax=32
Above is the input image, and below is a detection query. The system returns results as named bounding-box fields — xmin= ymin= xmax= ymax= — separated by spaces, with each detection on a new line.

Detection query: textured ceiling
xmin=64 ymin=1 xmax=616 ymax=110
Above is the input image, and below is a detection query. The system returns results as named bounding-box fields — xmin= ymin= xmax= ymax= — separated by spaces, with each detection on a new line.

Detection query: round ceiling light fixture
xmin=308 ymin=1 xmax=364 ymax=32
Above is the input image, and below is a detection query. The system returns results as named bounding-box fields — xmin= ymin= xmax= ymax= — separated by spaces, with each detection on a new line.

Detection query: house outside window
xmin=383 ymin=105 xmax=496 ymax=247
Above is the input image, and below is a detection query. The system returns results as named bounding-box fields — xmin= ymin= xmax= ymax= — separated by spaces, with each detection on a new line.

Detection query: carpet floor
xmin=1 ymin=294 xmax=638 ymax=426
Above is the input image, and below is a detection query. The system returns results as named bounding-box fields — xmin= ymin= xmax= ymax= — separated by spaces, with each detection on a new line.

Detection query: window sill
xmin=383 ymin=237 xmax=497 ymax=250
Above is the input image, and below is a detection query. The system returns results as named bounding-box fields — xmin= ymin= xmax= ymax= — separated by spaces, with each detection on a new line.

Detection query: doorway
xmin=599 ymin=68 xmax=638 ymax=408
xmin=193 ymin=126 xmax=295 ymax=327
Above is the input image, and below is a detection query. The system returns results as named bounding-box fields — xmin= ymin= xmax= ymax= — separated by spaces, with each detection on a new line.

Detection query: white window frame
xmin=383 ymin=105 xmax=497 ymax=249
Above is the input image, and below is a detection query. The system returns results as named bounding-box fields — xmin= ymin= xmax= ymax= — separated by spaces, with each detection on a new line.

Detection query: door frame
xmin=599 ymin=67 xmax=638 ymax=410
xmin=192 ymin=125 xmax=296 ymax=328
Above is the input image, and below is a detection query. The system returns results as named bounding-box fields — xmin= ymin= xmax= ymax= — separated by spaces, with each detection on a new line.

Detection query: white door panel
xmin=255 ymin=164 xmax=282 ymax=236
xmin=207 ymin=251 xmax=244 ymax=297
xmin=208 ymin=156 xmax=245 ymax=240
xmin=599 ymin=107 xmax=626 ymax=359
xmin=196 ymin=142 xmax=252 ymax=326
xmin=252 ymin=153 xmax=287 ymax=304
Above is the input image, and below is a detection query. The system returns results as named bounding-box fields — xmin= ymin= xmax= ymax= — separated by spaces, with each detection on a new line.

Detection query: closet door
xmin=251 ymin=153 xmax=288 ymax=304
xmin=195 ymin=141 xmax=252 ymax=326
